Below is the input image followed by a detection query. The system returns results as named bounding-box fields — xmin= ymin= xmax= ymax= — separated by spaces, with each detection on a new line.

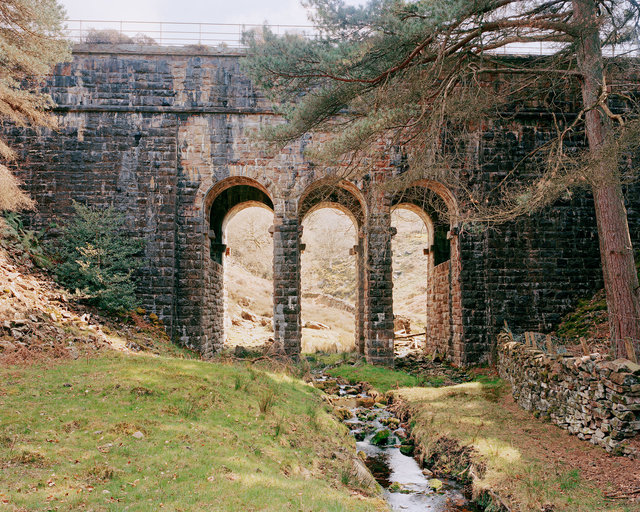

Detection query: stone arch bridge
xmin=7 ymin=44 xmax=639 ymax=365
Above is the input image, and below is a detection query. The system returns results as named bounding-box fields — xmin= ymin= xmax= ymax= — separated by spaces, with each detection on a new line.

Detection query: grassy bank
xmin=0 ymin=353 xmax=386 ymax=511
xmin=393 ymin=380 xmax=640 ymax=512
xmin=325 ymin=363 xmax=420 ymax=393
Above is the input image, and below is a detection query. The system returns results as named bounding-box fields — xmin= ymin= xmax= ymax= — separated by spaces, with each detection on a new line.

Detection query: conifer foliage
xmin=244 ymin=0 xmax=640 ymax=355
xmin=53 ymin=202 xmax=143 ymax=313
xmin=0 ymin=0 xmax=69 ymax=211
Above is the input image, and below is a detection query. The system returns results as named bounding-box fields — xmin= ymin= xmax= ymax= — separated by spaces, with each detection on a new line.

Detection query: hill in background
xmin=224 ymin=207 xmax=430 ymax=352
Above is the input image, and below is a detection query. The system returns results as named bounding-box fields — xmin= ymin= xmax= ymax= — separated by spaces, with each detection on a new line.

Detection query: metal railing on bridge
xmin=65 ymin=20 xmax=316 ymax=48
xmin=64 ymin=19 xmax=639 ymax=57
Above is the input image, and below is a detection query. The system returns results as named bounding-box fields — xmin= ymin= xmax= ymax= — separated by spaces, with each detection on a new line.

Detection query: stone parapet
xmin=498 ymin=341 xmax=640 ymax=456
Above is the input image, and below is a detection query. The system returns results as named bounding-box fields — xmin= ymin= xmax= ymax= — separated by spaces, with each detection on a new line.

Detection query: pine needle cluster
xmin=0 ymin=0 xmax=70 ymax=211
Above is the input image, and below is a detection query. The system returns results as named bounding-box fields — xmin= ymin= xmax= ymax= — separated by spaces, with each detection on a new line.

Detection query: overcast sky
xmin=60 ymin=0 xmax=364 ymax=26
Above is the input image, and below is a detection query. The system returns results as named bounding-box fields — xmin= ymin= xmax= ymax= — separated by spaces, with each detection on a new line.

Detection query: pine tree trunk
xmin=573 ymin=0 xmax=640 ymax=357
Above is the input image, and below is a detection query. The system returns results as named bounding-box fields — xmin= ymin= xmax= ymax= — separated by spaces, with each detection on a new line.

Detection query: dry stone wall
xmin=499 ymin=341 xmax=640 ymax=456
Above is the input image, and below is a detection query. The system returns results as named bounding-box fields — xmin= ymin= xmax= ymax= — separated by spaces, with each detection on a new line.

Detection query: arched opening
xmin=205 ymin=179 xmax=274 ymax=353
xmin=391 ymin=183 xmax=460 ymax=359
xmin=224 ymin=206 xmax=274 ymax=350
xmin=301 ymin=207 xmax=358 ymax=353
xmin=208 ymin=183 xmax=273 ymax=263
xmin=391 ymin=206 xmax=433 ymax=353
xmin=298 ymin=181 xmax=366 ymax=354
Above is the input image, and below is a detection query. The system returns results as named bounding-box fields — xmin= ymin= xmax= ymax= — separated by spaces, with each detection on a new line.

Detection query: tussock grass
xmin=0 ymin=353 xmax=386 ymax=511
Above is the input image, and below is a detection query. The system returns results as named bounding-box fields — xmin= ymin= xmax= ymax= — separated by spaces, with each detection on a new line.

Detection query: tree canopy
xmin=244 ymin=0 xmax=640 ymax=355
xmin=0 ymin=0 xmax=70 ymax=211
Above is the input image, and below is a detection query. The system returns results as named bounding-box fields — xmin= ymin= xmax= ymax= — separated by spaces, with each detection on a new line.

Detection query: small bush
xmin=86 ymin=462 xmax=117 ymax=482
xmin=340 ymin=467 xmax=354 ymax=486
xmin=83 ymin=29 xmax=133 ymax=44
xmin=52 ymin=201 xmax=143 ymax=313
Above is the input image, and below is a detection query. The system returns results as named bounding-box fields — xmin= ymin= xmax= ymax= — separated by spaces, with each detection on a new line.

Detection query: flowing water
xmin=315 ymin=374 xmax=480 ymax=512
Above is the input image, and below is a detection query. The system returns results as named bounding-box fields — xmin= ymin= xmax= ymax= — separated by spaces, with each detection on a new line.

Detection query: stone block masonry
xmin=4 ymin=44 xmax=639 ymax=365
xmin=499 ymin=341 xmax=640 ymax=456
xmin=426 ymin=261 xmax=451 ymax=356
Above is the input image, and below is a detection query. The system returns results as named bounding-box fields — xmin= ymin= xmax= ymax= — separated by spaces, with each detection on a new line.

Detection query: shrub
xmin=258 ymin=388 xmax=276 ymax=415
xmin=83 ymin=29 xmax=133 ymax=45
xmin=52 ymin=201 xmax=143 ymax=313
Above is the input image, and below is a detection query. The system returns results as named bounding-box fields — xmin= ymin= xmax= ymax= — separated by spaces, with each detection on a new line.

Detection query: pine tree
xmin=244 ymin=0 xmax=640 ymax=357
xmin=0 ymin=0 xmax=70 ymax=211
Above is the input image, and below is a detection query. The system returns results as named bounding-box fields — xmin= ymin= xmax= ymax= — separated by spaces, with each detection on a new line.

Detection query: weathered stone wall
xmin=200 ymin=260 xmax=224 ymax=357
xmin=457 ymin=122 xmax=617 ymax=362
xmin=499 ymin=341 xmax=640 ymax=456
xmin=426 ymin=261 xmax=451 ymax=355
xmin=5 ymin=44 xmax=639 ymax=366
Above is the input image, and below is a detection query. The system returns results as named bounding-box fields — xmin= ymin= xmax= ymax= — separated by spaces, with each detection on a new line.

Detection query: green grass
xmin=0 ymin=353 xmax=386 ymax=511
xmin=305 ymin=352 xmax=355 ymax=368
xmin=393 ymin=382 xmax=640 ymax=512
xmin=326 ymin=363 xmax=420 ymax=393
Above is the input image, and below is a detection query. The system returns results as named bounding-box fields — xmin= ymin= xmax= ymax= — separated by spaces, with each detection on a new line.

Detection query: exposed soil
xmin=498 ymin=390 xmax=640 ymax=502
xmin=0 ymin=248 xmax=181 ymax=365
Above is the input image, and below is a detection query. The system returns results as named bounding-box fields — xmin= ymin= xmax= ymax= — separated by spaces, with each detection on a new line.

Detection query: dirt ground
xmin=498 ymin=390 xmax=640 ymax=502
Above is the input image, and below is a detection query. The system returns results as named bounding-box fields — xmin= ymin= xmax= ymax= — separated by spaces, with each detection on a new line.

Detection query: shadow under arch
xmin=205 ymin=177 xmax=274 ymax=264
xmin=389 ymin=180 xmax=462 ymax=361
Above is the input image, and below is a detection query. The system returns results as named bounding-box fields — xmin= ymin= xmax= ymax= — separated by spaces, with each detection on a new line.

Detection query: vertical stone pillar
xmin=272 ymin=204 xmax=302 ymax=360
xmin=352 ymin=237 xmax=366 ymax=354
xmin=449 ymin=231 xmax=463 ymax=365
xmin=202 ymin=247 xmax=225 ymax=357
xmin=363 ymin=198 xmax=395 ymax=366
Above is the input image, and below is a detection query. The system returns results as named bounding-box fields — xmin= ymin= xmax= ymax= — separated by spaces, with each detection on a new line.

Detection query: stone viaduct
xmin=5 ymin=44 xmax=639 ymax=365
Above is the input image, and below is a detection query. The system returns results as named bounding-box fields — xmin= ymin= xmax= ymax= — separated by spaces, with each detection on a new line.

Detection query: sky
xmin=60 ymin=0 xmax=365 ymax=26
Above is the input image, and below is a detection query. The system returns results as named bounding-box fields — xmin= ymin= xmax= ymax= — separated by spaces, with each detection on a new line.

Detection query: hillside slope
xmin=224 ymin=207 xmax=431 ymax=351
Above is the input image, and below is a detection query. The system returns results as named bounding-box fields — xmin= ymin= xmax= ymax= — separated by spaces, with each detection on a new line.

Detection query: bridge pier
xmin=363 ymin=201 xmax=395 ymax=366
xmin=272 ymin=207 xmax=302 ymax=359
xmin=353 ymin=237 xmax=366 ymax=355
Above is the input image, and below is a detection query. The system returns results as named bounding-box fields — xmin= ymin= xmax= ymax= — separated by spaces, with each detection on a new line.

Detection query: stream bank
xmin=314 ymin=372 xmax=482 ymax=512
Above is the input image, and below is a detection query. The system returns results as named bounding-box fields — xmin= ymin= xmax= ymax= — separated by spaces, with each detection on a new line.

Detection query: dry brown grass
xmin=0 ymin=166 xmax=34 ymax=211
xmin=393 ymin=380 xmax=640 ymax=512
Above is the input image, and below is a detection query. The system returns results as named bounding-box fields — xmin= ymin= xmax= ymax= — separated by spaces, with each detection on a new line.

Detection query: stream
xmin=314 ymin=373 xmax=480 ymax=512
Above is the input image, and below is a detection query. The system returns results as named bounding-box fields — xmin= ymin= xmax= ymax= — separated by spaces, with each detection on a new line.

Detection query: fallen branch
xmin=603 ymin=488 xmax=640 ymax=500
xmin=395 ymin=332 xmax=427 ymax=340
